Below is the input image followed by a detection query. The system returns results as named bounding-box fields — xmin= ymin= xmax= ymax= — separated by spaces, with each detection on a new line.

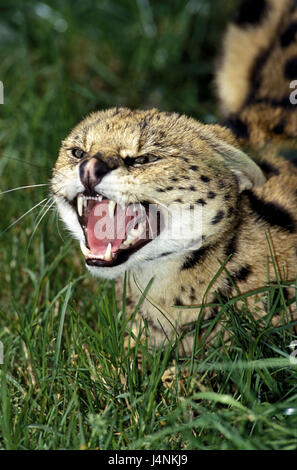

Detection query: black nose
xmin=79 ymin=156 xmax=111 ymax=191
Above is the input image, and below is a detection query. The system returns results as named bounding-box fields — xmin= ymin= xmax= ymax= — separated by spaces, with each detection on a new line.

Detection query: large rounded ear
xmin=219 ymin=140 xmax=266 ymax=191
xmin=202 ymin=124 xmax=266 ymax=192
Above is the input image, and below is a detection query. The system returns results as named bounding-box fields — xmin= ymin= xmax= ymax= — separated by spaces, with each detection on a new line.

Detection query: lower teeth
xmin=79 ymin=223 xmax=145 ymax=260
xmin=80 ymin=240 xmax=91 ymax=256
xmin=79 ymin=241 xmax=113 ymax=262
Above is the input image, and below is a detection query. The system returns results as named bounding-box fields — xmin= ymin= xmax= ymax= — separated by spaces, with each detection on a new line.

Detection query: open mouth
xmin=71 ymin=192 xmax=161 ymax=267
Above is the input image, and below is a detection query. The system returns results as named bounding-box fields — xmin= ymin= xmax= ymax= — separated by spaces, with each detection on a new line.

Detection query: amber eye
xmin=71 ymin=148 xmax=86 ymax=159
xmin=134 ymin=155 xmax=160 ymax=165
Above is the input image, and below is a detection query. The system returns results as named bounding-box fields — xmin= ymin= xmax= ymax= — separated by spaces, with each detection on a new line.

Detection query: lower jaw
xmin=85 ymin=238 xmax=152 ymax=268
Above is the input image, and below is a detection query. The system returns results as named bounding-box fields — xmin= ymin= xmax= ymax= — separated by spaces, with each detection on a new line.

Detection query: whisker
xmin=55 ymin=209 xmax=65 ymax=243
xmin=34 ymin=197 xmax=54 ymax=230
xmin=146 ymin=213 xmax=155 ymax=239
xmin=26 ymin=198 xmax=56 ymax=253
xmin=1 ymin=156 xmax=51 ymax=170
xmin=0 ymin=184 xmax=49 ymax=197
xmin=0 ymin=198 xmax=49 ymax=235
xmin=149 ymin=197 xmax=172 ymax=213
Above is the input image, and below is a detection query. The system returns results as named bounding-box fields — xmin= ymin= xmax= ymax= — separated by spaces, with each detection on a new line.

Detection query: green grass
xmin=1 ymin=0 xmax=297 ymax=450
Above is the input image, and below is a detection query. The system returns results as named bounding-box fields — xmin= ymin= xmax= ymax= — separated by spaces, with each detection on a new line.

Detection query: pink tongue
xmin=87 ymin=201 xmax=134 ymax=256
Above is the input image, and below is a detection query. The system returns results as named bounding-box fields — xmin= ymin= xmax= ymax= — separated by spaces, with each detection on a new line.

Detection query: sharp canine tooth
xmin=122 ymin=239 xmax=131 ymax=247
xmin=77 ymin=195 xmax=83 ymax=217
xmin=80 ymin=241 xmax=90 ymax=256
xmin=104 ymin=242 xmax=112 ymax=261
xmin=121 ymin=222 xmax=145 ymax=249
xmin=108 ymin=200 xmax=116 ymax=218
xmin=122 ymin=234 xmax=135 ymax=247
xmin=130 ymin=228 xmax=138 ymax=237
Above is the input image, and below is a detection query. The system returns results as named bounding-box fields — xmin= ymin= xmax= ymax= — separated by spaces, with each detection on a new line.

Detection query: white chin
xmin=86 ymin=263 xmax=127 ymax=279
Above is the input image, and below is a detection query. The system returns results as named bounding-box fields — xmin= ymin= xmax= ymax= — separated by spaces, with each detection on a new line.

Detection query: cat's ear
xmin=205 ymin=125 xmax=266 ymax=191
xmin=220 ymin=142 xmax=266 ymax=191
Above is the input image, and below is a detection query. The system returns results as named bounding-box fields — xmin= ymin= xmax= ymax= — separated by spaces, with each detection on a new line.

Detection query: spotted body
xmin=52 ymin=0 xmax=297 ymax=354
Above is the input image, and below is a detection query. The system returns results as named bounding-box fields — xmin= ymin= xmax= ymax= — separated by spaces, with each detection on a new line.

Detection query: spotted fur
xmin=217 ymin=0 xmax=297 ymax=148
xmin=52 ymin=0 xmax=297 ymax=355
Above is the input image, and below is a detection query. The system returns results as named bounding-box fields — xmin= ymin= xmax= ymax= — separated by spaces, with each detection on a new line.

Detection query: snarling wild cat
xmin=52 ymin=0 xmax=297 ymax=354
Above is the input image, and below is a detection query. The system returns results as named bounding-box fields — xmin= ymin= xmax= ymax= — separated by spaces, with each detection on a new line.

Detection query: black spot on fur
xmin=166 ymin=186 xmax=174 ymax=191
xmin=209 ymin=307 xmax=219 ymax=321
xmin=233 ymin=0 xmax=267 ymax=26
xmin=248 ymin=47 xmax=272 ymax=100
xmin=224 ymin=193 xmax=231 ymax=201
xmin=284 ymin=56 xmax=297 ymax=80
xmin=283 ymin=287 xmax=289 ymax=301
xmin=252 ymin=96 xmax=294 ymax=108
xmin=189 ymin=186 xmax=196 ymax=191
xmin=156 ymin=188 xmax=165 ymax=192
xmin=190 ymin=165 xmax=199 ymax=171
xmin=258 ymin=160 xmax=280 ymax=176
xmin=280 ymin=22 xmax=297 ymax=48
xmin=182 ymin=247 xmax=209 ymax=270
xmin=227 ymin=207 xmax=234 ymax=218
xmin=171 ymin=177 xmax=179 ymax=182
xmin=216 ymin=289 xmax=230 ymax=304
xmin=196 ymin=198 xmax=207 ymax=206
xmin=225 ymin=230 xmax=239 ymax=258
xmin=218 ymin=180 xmax=225 ymax=189
xmin=174 ymin=297 xmax=184 ymax=307
xmin=208 ymin=191 xmax=216 ymax=199
xmin=211 ymin=210 xmax=225 ymax=225
xmin=201 ymin=175 xmax=211 ymax=183
xmin=145 ymin=252 xmax=173 ymax=263
xmin=272 ymin=122 xmax=285 ymax=135
xmin=175 ymin=198 xmax=183 ymax=203
xmin=232 ymin=265 xmax=251 ymax=282
xmin=224 ymin=116 xmax=249 ymax=140
xmin=244 ymin=190 xmax=296 ymax=232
